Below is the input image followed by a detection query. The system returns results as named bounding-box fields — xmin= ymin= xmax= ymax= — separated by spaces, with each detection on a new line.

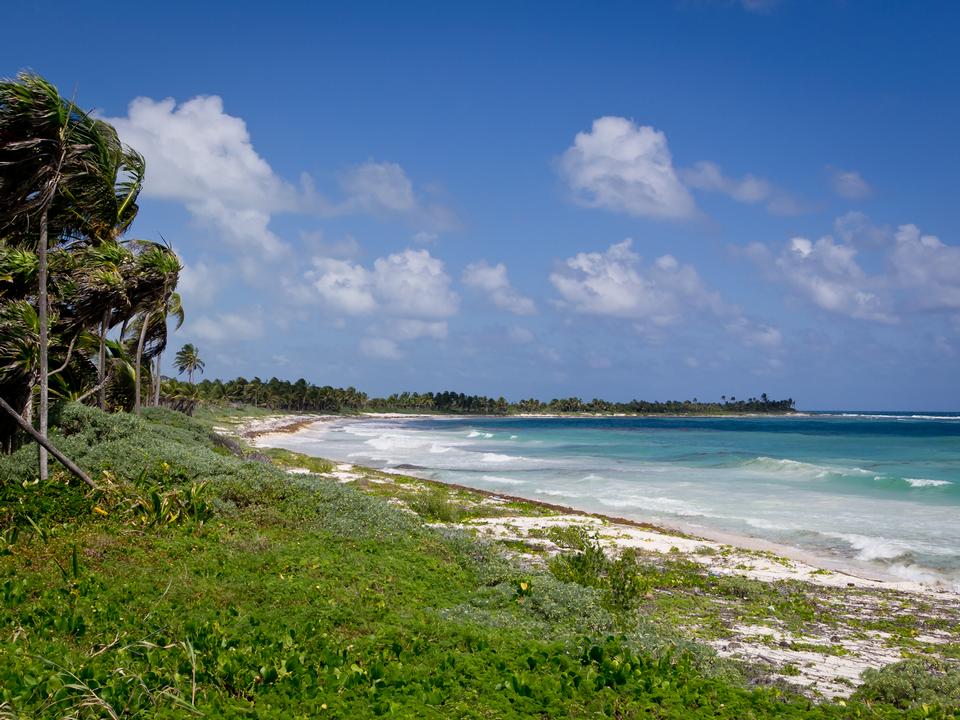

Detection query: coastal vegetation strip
xmin=170 ymin=376 xmax=797 ymax=415
xmin=2 ymin=404 xmax=957 ymax=718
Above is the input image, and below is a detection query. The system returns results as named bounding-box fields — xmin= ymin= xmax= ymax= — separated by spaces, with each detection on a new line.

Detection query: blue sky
xmin=3 ymin=0 xmax=959 ymax=409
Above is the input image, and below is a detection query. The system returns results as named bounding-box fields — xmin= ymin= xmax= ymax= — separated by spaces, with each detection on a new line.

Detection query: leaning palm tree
xmin=152 ymin=292 xmax=184 ymax=407
xmin=122 ymin=243 xmax=181 ymax=415
xmin=0 ymin=73 xmax=107 ymax=479
xmin=0 ymin=73 xmax=144 ymax=478
xmin=174 ymin=343 xmax=204 ymax=385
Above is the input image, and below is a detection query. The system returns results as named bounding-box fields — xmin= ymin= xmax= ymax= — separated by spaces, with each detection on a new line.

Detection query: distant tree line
xmin=169 ymin=376 xmax=796 ymax=415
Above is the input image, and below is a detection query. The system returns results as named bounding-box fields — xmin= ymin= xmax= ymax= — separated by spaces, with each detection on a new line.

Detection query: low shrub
xmin=855 ymin=659 xmax=960 ymax=709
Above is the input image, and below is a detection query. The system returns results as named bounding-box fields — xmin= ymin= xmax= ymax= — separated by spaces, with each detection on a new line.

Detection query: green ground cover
xmin=1 ymin=404 xmax=958 ymax=718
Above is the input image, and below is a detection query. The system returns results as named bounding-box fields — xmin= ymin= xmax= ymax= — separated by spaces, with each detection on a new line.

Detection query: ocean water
xmin=264 ymin=413 xmax=960 ymax=589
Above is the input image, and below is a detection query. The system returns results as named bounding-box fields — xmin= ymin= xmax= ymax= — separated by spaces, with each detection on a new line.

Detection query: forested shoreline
xmin=165 ymin=376 xmax=797 ymax=415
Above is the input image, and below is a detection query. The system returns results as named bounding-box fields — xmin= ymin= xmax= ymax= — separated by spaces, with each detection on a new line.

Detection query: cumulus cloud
xmin=304 ymin=249 xmax=459 ymax=318
xmin=550 ymin=240 xmax=723 ymax=325
xmin=746 ymin=217 xmax=960 ymax=323
xmin=106 ymin=96 xmax=292 ymax=211
xmin=773 ymin=236 xmax=892 ymax=321
xmin=190 ymin=310 xmax=264 ymax=343
xmin=309 ymin=257 xmax=378 ymax=315
xmin=462 ymin=261 xmax=537 ymax=315
xmin=106 ymin=95 xmax=456 ymax=268
xmin=890 ymin=224 xmax=960 ymax=312
xmin=829 ymin=167 xmax=872 ymax=200
xmin=559 ymin=117 xmax=696 ymax=219
xmin=550 ymin=240 xmax=779 ymax=353
xmin=560 ymin=117 xmax=806 ymax=220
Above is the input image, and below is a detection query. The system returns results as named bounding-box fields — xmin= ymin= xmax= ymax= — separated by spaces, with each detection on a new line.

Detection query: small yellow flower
xmin=93 ymin=506 xmax=109 ymax=516
xmin=519 ymin=582 xmax=529 ymax=592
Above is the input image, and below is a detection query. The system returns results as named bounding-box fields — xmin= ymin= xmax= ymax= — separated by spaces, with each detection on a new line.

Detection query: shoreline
xmin=239 ymin=413 xmax=959 ymax=698
xmin=243 ymin=413 xmax=957 ymax=596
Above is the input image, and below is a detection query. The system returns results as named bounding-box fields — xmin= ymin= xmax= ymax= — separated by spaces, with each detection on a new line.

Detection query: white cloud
xmin=551 ymin=239 xmax=781 ymax=353
xmin=559 ymin=117 xmax=696 ymax=219
xmin=106 ymin=96 xmax=456 ymax=268
xmin=387 ymin=319 xmax=449 ymax=341
xmin=373 ymin=249 xmax=459 ymax=317
xmin=339 ymin=161 xmax=415 ymax=213
xmin=747 ymin=218 xmax=960 ymax=323
xmin=681 ymin=161 xmax=771 ymax=203
xmin=309 ymin=257 xmax=378 ymax=315
xmin=462 ymin=261 xmax=537 ymax=315
xmin=190 ymin=310 xmax=264 ymax=343
xmin=306 ymin=248 xmax=459 ymax=318
xmin=360 ymin=337 xmax=401 ymax=359
xmin=550 ymin=239 xmax=723 ymax=325
xmin=833 ymin=211 xmax=888 ymax=246
xmin=773 ymin=236 xmax=892 ymax=321
xmin=890 ymin=224 xmax=960 ymax=312
xmin=177 ymin=259 xmax=219 ymax=307
xmin=829 ymin=167 xmax=872 ymax=199
xmin=337 ymin=162 xmax=458 ymax=230
xmin=106 ymin=96 xmax=292 ymax=211
xmin=681 ymin=161 xmax=804 ymax=215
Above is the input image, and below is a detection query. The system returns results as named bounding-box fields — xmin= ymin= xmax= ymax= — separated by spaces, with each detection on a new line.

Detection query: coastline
xmin=241 ymin=412 xmax=956 ymax=594
xmin=240 ymin=413 xmax=959 ymax=698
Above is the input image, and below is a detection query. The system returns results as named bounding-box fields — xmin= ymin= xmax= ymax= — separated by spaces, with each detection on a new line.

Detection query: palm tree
xmin=174 ymin=343 xmax=204 ymax=385
xmin=0 ymin=73 xmax=107 ymax=478
xmin=153 ymin=292 xmax=184 ymax=407
xmin=126 ymin=244 xmax=181 ymax=415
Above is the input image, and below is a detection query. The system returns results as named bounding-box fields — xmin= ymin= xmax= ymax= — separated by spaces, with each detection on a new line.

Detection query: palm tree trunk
xmin=134 ymin=315 xmax=149 ymax=415
xmin=153 ymin=354 xmax=162 ymax=406
xmin=98 ymin=309 xmax=109 ymax=410
xmin=0 ymin=395 xmax=95 ymax=489
xmin=38 ymin=208 xmax=49 ymax=481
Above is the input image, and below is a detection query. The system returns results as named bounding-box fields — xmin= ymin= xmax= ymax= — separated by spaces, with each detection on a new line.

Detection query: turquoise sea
xmin=266 ymin=413 xmax=960 ymax=589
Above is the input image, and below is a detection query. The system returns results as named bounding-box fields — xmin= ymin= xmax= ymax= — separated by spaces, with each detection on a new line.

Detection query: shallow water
xmin=265 ymin=413 xmax=960 ymax=588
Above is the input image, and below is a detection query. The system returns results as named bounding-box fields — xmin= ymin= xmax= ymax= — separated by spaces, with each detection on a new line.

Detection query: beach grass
xmin=1 ymin=404 xmax=958 ymax=718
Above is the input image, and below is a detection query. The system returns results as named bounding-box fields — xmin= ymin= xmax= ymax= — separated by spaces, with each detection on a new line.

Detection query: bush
xmin=411 ymin=489 xmax=463 ymax=523
xmin=855 ymin=659 xmax=960 ymax=709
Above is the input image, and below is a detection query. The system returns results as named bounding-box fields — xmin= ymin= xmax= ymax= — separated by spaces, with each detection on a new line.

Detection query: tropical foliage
xmin=0 ymin=72 xmax=181 ymax=456
xmin=0 ymin=405 xmax=955 ymax=718
xmin=174 ymin=376 xmax=796 ymax=415
xmin=173 ymin=342 xmax=204 ymax=384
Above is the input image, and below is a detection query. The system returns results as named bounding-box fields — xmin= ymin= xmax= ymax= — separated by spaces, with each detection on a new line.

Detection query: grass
xmin=0 ymin=403 xmax=958 ymax=718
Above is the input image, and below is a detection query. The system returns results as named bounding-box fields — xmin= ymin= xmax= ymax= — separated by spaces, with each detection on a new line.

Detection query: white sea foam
xmin=480 ymin=452 xmax=520 ymax=463
xmin=597 ymin=494 xmax=703 ymax=517
xmin=535 ymin=488 xmax=584 ymax=498
xmin=905 ymin=478 xmax=953 ymax=488
xmin=825 ymin=532 xmax=911 ymax=561
xmin=838 ymin=413 xmax=960 ymax=421
xmin=480 ymin=475 xmax=526 ymax=486
xmin=467 ymin=430 xmax=494 ymax=438
xmin=742 ymin=456 xmax=833 ymax=479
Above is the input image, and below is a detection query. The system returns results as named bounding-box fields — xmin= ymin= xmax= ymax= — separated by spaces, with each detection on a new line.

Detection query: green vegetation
xmin=164 ymin=376 xmax=797 ymax=415
xmin=1 ymin=404 xmax=957 ymax=718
